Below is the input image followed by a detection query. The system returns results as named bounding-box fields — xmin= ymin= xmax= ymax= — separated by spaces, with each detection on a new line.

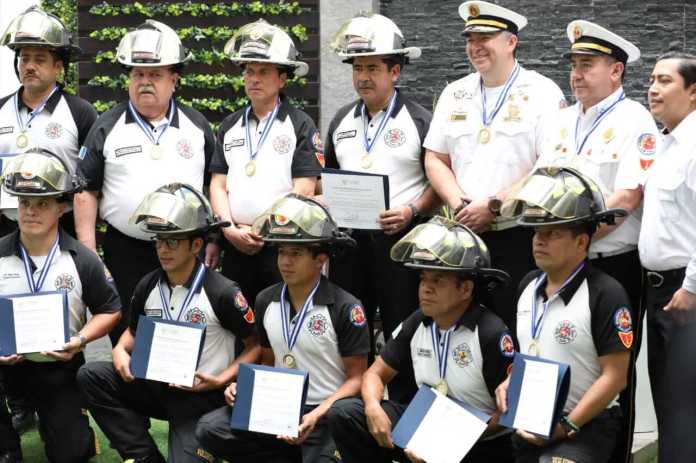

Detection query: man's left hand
xmin=516 ymin=423 xmax=566 ymax=447
xmin=664 ymin=288 xmax=696 ymax=325
xmin=204 ymin=242 xmax=221 ymax=269
xmin=379 ymin=205 xmax=413 ymax=235
xmin=458 ymin=198 xmax=494 ymax=233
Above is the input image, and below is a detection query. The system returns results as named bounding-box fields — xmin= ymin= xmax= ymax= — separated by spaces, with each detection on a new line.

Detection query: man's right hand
xmin=112 ymin=346 xmax=134 ymax=382
xmin=365 ymin=401 xmax=394 ymax=449
xmin=224 ymin=382 xmax=237 ymax=406
xmin=223 ymin=225 xmax=264 ymax=255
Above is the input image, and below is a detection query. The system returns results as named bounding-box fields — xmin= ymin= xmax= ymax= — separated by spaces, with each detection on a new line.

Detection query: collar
xmin=158 ymin=259 xmax=206 ymax=292
xmin=125 ymin=98 xmax=180 ymax=129
xmin=534 ymin=261 xmax=588 ymax=305
xmin=16 ymin=85 xmax=63 ymax=114
xmin=352 ymin=88 xmax=405 ymax=119
xmin=667 ymin=109 xmax=696 ymax=145
xmin=421 ymin=302 xmax=484 ymax=332
xmin=0 ymin=227 xmax=78 ymax=259
xmin=577 ymin=86 xmax=624 ymax=118
xmin=241 ymin=93 xmax=290 ymax=126
xmin=274 ymin=275 xmax=335 ymax=307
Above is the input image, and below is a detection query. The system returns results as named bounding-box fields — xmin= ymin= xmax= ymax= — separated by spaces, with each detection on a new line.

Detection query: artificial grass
xmin=20 ymin=416 xmax=169 ymax=462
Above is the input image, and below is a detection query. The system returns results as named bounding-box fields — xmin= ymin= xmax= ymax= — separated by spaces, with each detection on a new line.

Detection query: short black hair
xmin=657 ymin=51 xmax=696 ymax=88
xmin=382 ymin=55 xmax=405 ymax=71
xmin=568 ymin=222 xmax=596 ymax=251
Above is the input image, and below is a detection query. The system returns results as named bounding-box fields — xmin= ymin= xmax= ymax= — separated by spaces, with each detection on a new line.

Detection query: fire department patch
xmin=637 ymin=133 xmax=656 ymax=156
xmin=235 ymin=291 xmax=248 ymax=309
xmin=185 ymin=307 xmax=207 ymax=324
xmin=243 ymin=308 xmax=255 ymax=324
xmin=306 ymin=313 xmax=328 ymax=337
xmin=44 ymin=122 xmax=63 ymax=139
xmin=614 ymin=307 xmax=633 ymax=349
xmin=176 ymin=138 xmax=194 ymax=159
xmin=452 ymin=342 xmax=473 ymax=367
xmin=273 ymin=134 xmax=292 ymax=154
xmin=499 ymin=333 xmax=515 ymax=357
xmin=554 ymin=320 xmax=577 ymax=345
xmin=54 ymin=273 xmax=75 ymax=291
xmin=350 ymin=305 xmax=367 ymax=327
xmin=383 ymin=128 xmax=406 ymax=148
xmin=312 ymin=131 xmax=324 ymax=167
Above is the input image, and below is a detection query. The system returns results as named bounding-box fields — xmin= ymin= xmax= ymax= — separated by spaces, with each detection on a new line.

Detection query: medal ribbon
xmin=530 ymin=261 xmax=586 ymax=341
xmin=480 ymin=61 xmax=521 ymax=127
xmin=244 ymin=98 xmax=280 ymax=164
xmin=430 ymin=323 xmax=456 ymax=382
xmin=574 ymin=91 xmax=625 ymax=155
xmin=14 ymin=86 xmax=60 ymax=134
xmin=19 ymin=235 xmax=60 ymax=293
xmin=361 ymin=89 xmax=398 ymax=154
xmin=280 ymin=278 xmax=321 ymax=351
xmin=157 ymin=262 xmax=207 ymax=321
xmin=128 ymin=98 xmax=175 ymax=147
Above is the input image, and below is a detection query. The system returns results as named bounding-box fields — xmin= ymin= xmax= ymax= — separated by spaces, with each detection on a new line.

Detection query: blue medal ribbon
xmin=14 ymin=86 xmax=60 ymax=134
xmin=530 ymin=262 xmax=586 ymax=341
xmin=361 ymin=89 xmax=398 ymax=154
xmin=127 ymin=98 xmax=175 ymax=147
xmin=19 ymin=235 xmax=60 ymax=293
xmin=157 ymin=262 xmax=207 ymax=321
xmin=430 ymin=323 xmax=456 ymax=383
xmin=480 ymin=61 xmax=521 ymax=127
xmin=574 ymin=91 xmax=625 ymax=155
xmin=244 ymin=98 xmax=280 ymax=164
xmin=280 ymin=278 xmax=321 ymax=352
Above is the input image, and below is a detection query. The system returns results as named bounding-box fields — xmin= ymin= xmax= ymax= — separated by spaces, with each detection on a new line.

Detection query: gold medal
xmin=283 ymin=353 xmax=297 ymax=369
xmin=435 ymin=379 xmax=449 ymax=396
xmin=360 ymin=154 xmax=372 ymax=169
xmin=528 ymin=341 xmax=539 ymax=357
xmin=150 ymin=145 xmax=164 ymax=160
xmin=245 ymin=160 xmax=256 ymax=177
xmin=478 ymin=127 xmax=491 ymax=145
xmin=16 ymin=132 xmax=29 ymax=149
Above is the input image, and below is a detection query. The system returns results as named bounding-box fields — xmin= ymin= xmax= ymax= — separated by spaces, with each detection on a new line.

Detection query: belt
xmin=588 ymin=246 xmax=636 ymax=260
xmin=645 ymin=268 xmax=686 ymax=288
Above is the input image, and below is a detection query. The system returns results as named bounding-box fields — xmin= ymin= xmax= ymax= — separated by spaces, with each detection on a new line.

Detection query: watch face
xmin=489 ymin=198 xmax=503 ymax=213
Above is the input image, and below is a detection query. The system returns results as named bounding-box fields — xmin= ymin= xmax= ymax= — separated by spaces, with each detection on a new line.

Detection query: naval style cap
xmin=459 ymin=1 xmax=527 ymax=35
xmin=565 ymin=20 xmax=640 ymax=63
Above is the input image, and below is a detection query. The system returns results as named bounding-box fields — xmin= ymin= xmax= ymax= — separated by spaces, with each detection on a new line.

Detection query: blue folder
xmin=393 ymin=385 xmax=491 ymax=450
xmin=230 ymin=363 xmax=309 ymax=434
xmin=0 ymin=291 xmax=69 ymax=356
xmin=499 ymin=353 xmax=571 ymax=438
xmin=131 ymin=315 xmax=206 ymax=383
xmin=321 ymin=168 xmax=390 ymax=210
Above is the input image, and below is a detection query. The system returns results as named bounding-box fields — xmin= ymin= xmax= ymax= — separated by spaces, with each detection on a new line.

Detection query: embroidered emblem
xmin=554 ymin=320 xmax=577 ymax=345
xmin=452 ymin=342 xmax=473 ymax=367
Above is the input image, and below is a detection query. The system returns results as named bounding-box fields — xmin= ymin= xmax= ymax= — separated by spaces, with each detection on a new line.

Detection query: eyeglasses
xmin=154 ymin=237 xmax=184 ymax=250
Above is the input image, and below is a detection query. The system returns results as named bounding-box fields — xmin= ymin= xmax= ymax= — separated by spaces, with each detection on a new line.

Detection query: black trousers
xmin=220 ymin=242 xmax=281 ymax=311
xmin=327 ymin=397 xmax=513 ymax=463
xmin=591 ymin=249 xmax=643 ymax=463
xmin=195 ymin=403 xmax=335 ymax=462
xmin=77 ymin=361 xmax=224 ymax=462
xmin=0 ymin=355 xmax=96 ymax=463
xmin=102 ymin=224 xmax=160 ymax=345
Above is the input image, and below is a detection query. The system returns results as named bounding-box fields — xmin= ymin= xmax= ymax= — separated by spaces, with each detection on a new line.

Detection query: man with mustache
xmin=75 ymin=20 xmax=217 ymax=344
xmin=210 ymin=20 xmax=322 ymax=308
xmin=0 ymin=5 xmax=98 ymax=437
xmin=424 ymin=1 xmax=565 ymax=331
xmin=324 ymin=13 xmax=438 ymax=403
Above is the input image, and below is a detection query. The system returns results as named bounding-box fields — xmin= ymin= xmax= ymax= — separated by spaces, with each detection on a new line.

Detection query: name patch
xmin=115 ymin=145 xmax=143 ymax=157
xmin=336 ymin=130 xmax=357 ymax=141
xmin=0 ymin=126 xmax=13 ymax=135
xmin=225 ymin=138 xmax=245 ymax=150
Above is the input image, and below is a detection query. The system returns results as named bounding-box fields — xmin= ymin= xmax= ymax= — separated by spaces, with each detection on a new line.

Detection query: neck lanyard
xmin=245 ymin=98 xmax=280 ymax=163
xmin=480 ymin=61 xmax=520 ymax=127
xmin=14 ymin=86 xmax=60 ymax=132
xmin=530 ymin=262 xmax=586 ymax=341
xmin=574 ymin=91 xmax=625 ymax=155
xmin=280 ymin=278 xmax=322 ymax=352
xmin=361 ymin=89 xmax=398 ymax=154
xmin=19 ymin=235 xmax=60 ymax=293
xmin=157 ymin=262 xmax=206 ymax=321
xmin=430 ymin=323 xmax=456 ymax=382
xmin=128 ymin=98 xmax=175 ymax=146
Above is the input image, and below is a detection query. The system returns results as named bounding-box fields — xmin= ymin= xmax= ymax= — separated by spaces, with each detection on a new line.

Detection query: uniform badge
xmin=638 ymin=133 xmax=657 ymax=170
xmin=450 ymin=112 xmax=467 ymax=121
xmin=453 ymin=89 xmax=473 ymax=100
xmin=573 ymin=24 xmax=583 ymax=40
xmin=504 ymin=103 xmax=521 ymax=122
xmin=468 ymin=4 xmax=480 ymax=17
xmin=306 ymin=313 xmax=328 ymax=337
xmin=54 ymin=273 xmax=76 ymax=292
xmin=273 ymin=134 xmax=293 ymax=154
xmin=416 ymin=347 xmax=432 ymax=358
xmin=336 ymin=130 xmax=356 ymax=142
xmin=559 ymin=98 xmax=568 ymax=109
xmin=225 ymin=139 xmax=245 ymax=151
xmin=499 ymin=333 xmax=515 ymax=357
xmin=312 ymin=131 xmax=324 ymax=167
xmin=614 ymin=307 xmax=633 ymax=349
xmin=0 ymin=126 xmax=13 ymax=135
xmin=452 ymin=342 xmax=473 ymax=367
xmin=145 ymin=308 xmax=163 ymax=318
xmin=243 ymin=307 xmax=255 ymax=324
xmin=383 ymin=128 xmax=406 ymax=148
xmin=234 ymin=291 xmax=249 ymax=309
xmin=44 ymin=122 xmax=63 ymax=139
xmin=349 ymin=305 xmax=367 ymax=327
xmin=185 ymin=307 xmax=207 ymax=324
xmin=176 ymin=139 xmax=194 ymax=159
xmin=554 ymin=320 xmax=577 ymax=345
xmin=560 ymin=128 xmax=568 ymax=140
xmin=602 ymin=128 xmax=615 ymax=144
xmin=115 ymin=145 xmax=143 ymax=157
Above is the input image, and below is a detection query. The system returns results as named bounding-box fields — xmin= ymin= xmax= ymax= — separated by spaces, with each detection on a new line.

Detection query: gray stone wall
xmin=379 ymin=0 xmax=696 ymax=112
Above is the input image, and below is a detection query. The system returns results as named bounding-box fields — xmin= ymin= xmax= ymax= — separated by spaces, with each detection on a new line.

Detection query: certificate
xmin=0 ymin=291 xmax=69 ymax=356
xmin=231 ymin=363 xmax=309 ymax=438
xmin=131 ymin=316 xmax=206 ymax=387
xmin=393 ymin=385 xmax=490 ymax=463
xmin=321 ymin=168 xmax=389 ymax=230
xmin=499 ymin=353 xmax=571 ymax=438
xmin=0 ymin=155 xmax=19 ymax=210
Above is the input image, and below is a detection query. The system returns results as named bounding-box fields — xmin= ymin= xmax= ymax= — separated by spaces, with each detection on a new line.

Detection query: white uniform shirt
xmin=537 ymin=88 xmax=660 ymax=255
xmin=639 ymin=110 xmax=696 ymax=293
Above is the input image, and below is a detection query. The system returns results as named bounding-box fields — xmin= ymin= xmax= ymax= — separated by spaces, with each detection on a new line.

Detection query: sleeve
xmin=77 ymin=106 xmax=122 ymax=191
xmin=331 ymin=299 xmax=370 ymax=357
xmin=534 ymin=79 xmax=567 ymax=158
xmin=478 ymin=311 xmax=515 ymax=396
xmin=202 ymin=118 xmax=216 ymax=187
xmin=379 ymin=311 xmax=422 ymax=373
xmin=590 ymin=274 xmax=634 ymax=355
xmin=253 ymin=290 xmax=273 ymax=348
xmin=128 ymin=278 xmax=150 ymax=333
xmin=683 ymin=159 xmax=696 ymax=294
xmin=323 ymin=113 xmax=340 ymax=170
xmin=290 ymin=110 xmax=323 ymax=178
xmin=73 ymin=247 xmax=120 ymax=315
xmin=612 ymin=107 xmax=660 ymax=190
xmin=209 ymin=115 xmax=236 ymax=175
xmin=211 ymin=284 xmax=257 ymax=339
xmin=404 ymin=99 xmax=433 ymax=168
xmin=422 ymin=85 xmax=452 ymax=155
xmin=65 ymin=96 xmax=98 ymax=148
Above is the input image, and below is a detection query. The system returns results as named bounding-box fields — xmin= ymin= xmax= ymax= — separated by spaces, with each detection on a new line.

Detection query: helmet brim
xmin=230 ymin=57 xmax=308 ymax=77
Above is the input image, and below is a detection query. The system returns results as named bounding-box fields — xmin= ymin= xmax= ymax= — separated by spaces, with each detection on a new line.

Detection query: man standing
xmin=196 ymin=194 xmax=369 ymax=462
xmin=535 ymin=21 xmax=658 ymax=462
xmin=210 ymin=19 xmax=323 ymax=308
xmin=0 ymin=148 xmax=121 ymax=463
xmin=75 ymin=20 xmax=217 ymax=343
xmin=641 ymin=52 xmax=696 ymax=462
xmin=327 ymin=216 xmax=515 ymax=463
xmin=424 ymin=1 xmax=565 ymax=329
xmin=78 ymin=183 xmax=259 ymax=463
xmin=497 ymin=167 xmax=631 ymax=463
xmin=326 ymin=13 xmax=438 ymax=402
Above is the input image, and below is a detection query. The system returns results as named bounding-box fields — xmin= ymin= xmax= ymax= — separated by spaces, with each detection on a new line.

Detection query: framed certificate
xmin=321 ymin=168 xmax=390 ymax=230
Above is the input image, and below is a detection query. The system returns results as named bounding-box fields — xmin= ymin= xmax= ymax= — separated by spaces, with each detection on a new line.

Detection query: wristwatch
xmin=407 ymin=203 xmax=420 ymax=223
xmin=560 ymin=415 xmax=580 ymax=438
xmin=73 ymin=333 xmax=87 ymax=350
xmin=488 ymin=196 xmax=502 ymax=216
